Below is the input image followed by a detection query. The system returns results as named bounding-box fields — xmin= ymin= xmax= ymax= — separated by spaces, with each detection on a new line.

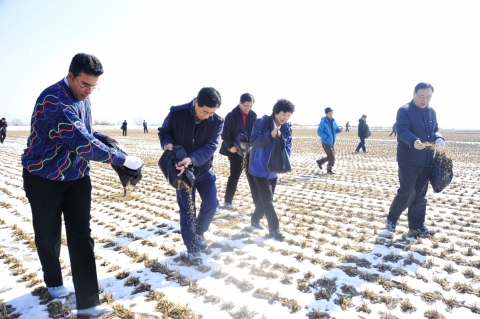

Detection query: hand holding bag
xmin=267 ymin=130 xmax=291 ymax=173
xmin=428 ymin=153 xmax=453 ymax=193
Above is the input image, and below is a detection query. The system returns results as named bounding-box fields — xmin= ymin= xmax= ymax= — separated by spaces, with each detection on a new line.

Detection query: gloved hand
xmin=123 ymin=156 xmax=144 ymax=170
xmin=435 ymin=138 xmax=445 ymax=151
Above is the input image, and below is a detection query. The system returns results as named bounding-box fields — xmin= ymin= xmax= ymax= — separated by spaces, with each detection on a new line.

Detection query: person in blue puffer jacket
xmin=248 ymin=99 xmax=295 ymax=241
xmin=316 ymin=107 xmax=343 ymax=174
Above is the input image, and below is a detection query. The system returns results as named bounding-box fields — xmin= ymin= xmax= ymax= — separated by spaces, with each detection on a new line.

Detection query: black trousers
xmin=387 ymin=162 xmax=430 ymax=230
xmin=251 ymin=176 xmax=279 ymax=231
xmin=389 ymin=130 xmax=396 ymax=136
xmin=144 ymin=127 xmax=148 ymax=133
xmin=122 ymin=129 xmax=127 ymax=136
xmin=318 ymin=143 xmax=335 ymax=167
xmin=0 ymin=130 xmax=6 ymax=143
xmin=224 ymin=153 xmax=257 ymax=205
xmin=23 ymin=169 xmax=100 ymax=309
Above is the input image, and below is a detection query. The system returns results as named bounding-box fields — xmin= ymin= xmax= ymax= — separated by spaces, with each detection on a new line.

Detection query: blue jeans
xmin=355 ymin=136 xmax=366 ymax=152
xmin=387 ymin=162 xmax=430 ymax=229
xmin=176 ymin=170 xmax=218 ymax=253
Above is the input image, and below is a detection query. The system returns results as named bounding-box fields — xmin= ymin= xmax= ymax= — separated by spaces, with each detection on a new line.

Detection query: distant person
xmin=248 ymin=99 xmax=295 ymax=240
xmin=220 ymin=93 xmax=257 ymax=210
xmin=354 ymin=115 xmax=370 ymax=153
xmin=386 ymin=82 xmax=444 ymax=238
xmin=316 ymin=107 xmax=343 ymax=174
xmin=143 ymin=120 xmax=148 ymax=133
xmin=0 ymin=117 xmax=7 ymax=144
xmin=158 ymin=87 xmax=224 ymax=265
xmin=389 ymin=122 xmax=396 ymax=136
xmin=345 ymin=121 xmax=350 ymax=132
xmin=121 ymin=120 xmax=128 ymax=136
xmin=21 ymin=53 xmax=143 ymax=316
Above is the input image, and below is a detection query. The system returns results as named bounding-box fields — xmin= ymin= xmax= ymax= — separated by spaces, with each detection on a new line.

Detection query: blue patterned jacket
xmin=21 ymin=79 xmax=126 ymax=181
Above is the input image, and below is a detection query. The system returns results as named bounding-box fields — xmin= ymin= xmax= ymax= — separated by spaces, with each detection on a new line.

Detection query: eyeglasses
xmin=415 ymin=93 xmax=432 ymax=101
xmin=198 ymin=109 xmax=216 ymax=116
xmin=74 ymin=76 xmax=100 ymax=91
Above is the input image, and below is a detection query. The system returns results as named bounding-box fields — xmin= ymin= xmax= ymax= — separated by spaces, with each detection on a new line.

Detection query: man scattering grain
xmin=385 ymin=82 xmax=445 ymax=238
xmin=158 ymin=87 xmax=224 ymax=265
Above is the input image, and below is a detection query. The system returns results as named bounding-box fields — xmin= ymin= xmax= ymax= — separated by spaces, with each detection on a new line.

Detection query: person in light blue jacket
xmin=316 ymin=107 xmax=343 ymax=174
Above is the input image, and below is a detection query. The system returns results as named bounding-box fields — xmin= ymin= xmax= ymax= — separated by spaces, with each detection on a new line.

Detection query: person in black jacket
xmin=143 ymin=120 xmax=148 ymax=133
xmin=121 ymin=120 xmax=127 ymax=136
xmin=158 ymin=87 xmax=224 ymax=265
xmin=0 ymin=118 xmax=7 ymax=144
xmin=219 ymin=93 xmax=257 ymax=210
xmin=354 ymin=115 xmax=369 ymax=153
xmin=385 ymin=82 xmax=445 ymax=238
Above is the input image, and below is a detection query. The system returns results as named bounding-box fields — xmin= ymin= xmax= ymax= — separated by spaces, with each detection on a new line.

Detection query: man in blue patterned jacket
xmin=385 ymin=82 xmax=445 ymax=238
xmin=21 ymin=53 xmax=143 ymax=316
xmin=159 ymin=87 xmax=224 ymax=265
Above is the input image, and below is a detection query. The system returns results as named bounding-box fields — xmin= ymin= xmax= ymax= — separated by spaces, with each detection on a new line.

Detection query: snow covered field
xmin=1 ymin=128 xmax=480 ymax=319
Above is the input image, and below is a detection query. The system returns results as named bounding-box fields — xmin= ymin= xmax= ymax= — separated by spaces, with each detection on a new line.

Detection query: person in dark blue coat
xmin=248 ymin=99 xmax=295 ymax=240
xmin=386 ymin=82 xmax=445 ymax=238
xmin=316 ymin=107 xmax=343 ymax=174
xmin=219 ymin=93 xmax=257 ymax=210
xmin=354 ymin=115 xmax=370 ymax=153
xmin=389 ymin=122 xmax=396 ymax=136
xmin=0 ymin=117 xmax=7 ymax=143
xmin=158 ymin=87 xmax=224 ymax=265
xmin=121 ymin=120 xmax=127 ymax=136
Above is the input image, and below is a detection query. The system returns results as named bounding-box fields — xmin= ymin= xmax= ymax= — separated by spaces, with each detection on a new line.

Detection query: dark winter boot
xmin=316 ymin=159 xmax=324 ymax=169
xmin=327 ymin=166 xmax=335 ymax=174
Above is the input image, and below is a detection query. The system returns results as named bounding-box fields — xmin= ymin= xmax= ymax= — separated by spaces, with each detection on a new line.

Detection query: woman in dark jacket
xmin=354 ymin=115 xmax=370 ymax=153
xmin=121 ymin=120 xmax=128 ymax=136
xmin=248 ymin=99 xmax=295 ymax=240
xmin=220 ymin=93 xmax=257 ymax=210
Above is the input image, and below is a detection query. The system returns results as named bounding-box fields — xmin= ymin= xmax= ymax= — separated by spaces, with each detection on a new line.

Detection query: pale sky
xmin=1 ymin=0 xmax=479 ymax=129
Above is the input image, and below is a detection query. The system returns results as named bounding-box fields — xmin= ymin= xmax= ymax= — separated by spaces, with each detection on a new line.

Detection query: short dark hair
xmin=240 ymin=93 xmax=255 ymax=104
xmin=197 ymin=87 xmax=222 ymax=108
xmin=414 ymin=82 xmax=434 ymax=93
xmin=69 ymin=53 xmax=104 ymax=77
xmin=272 ymin=99 xmax=295 ymax=114
xmin=362 ymin=115 xmax=367 ymax=118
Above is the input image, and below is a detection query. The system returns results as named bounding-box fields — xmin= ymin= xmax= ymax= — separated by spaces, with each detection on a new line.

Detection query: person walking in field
xmin=385 ymin=82 xmax=445 ymax=238
xmin=316 ymin=107 xmax=343 ymax=174
xmin=248 ymin=99 xmax=295 ymax=240
xmin=345 ymin=121 xmax=350 ymax=132
xmin=143 ymin=120 xmax=148 ymax=133
xmin=21 ymin=53 xmax=144 ymax=316
xmin=354 ymin=115 xmax=370 ymax=153
xmin=0 ymin=117 xmax=7 ymax=143
xmin=121 ymin=120 xmax=128 ymax=136
xmin=389 ymin=122 xmax=397 ymax=136
xmin=158 ymin=87 xmax=224 ymax=265
xmin=219 ymin=93 xmax=257 ymax=211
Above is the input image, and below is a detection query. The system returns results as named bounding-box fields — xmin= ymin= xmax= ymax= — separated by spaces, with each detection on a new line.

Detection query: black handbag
xmin=428 ymin=153 xmax=453 ymax=193
xmin=104 ymin=141 xmax=143 ymax=195
xmin=158 ymin=145 xmax=195 ymax=190
xmin=233 ymin=133 xmax=249 ymax=158
xmin=267 ymin=131 xmax=291 ymax=174
xmin=365 ymin=125 xmax=371 ymax=138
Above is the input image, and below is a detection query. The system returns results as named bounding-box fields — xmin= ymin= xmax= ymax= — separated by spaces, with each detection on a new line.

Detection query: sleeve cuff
xmin=112 ymin=152 xmax=127 ymax=166
xmin=190 ymin=155 xmax=198 ymax=167
xmin=93 ymin=131 xmax=109 ymax=144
